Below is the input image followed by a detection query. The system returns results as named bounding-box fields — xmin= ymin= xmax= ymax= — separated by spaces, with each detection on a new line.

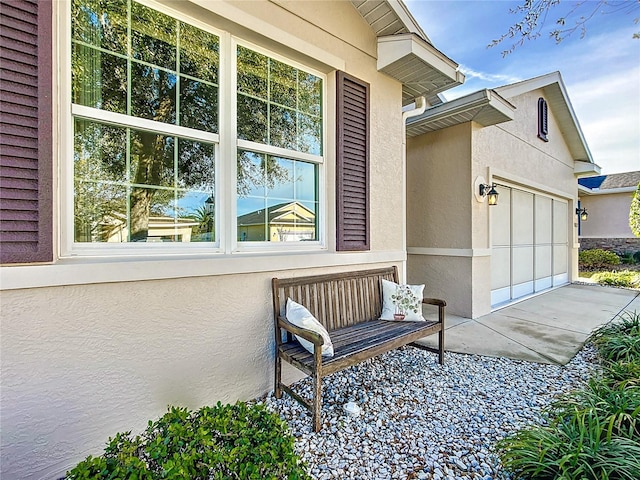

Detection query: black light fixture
xmin=576 ymin=207 xmax=588 ymax=221
xmin=479 ymin=183 xmax=499 ymax=206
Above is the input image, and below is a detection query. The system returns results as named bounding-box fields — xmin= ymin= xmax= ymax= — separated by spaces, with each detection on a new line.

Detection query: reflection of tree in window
xmin=236 ymin=45 xmax=322 ymax=154
xmin=71 ymin=0 xmax=219 ymax=242
xmin=235 ymin=45 xmax=322 ymax=242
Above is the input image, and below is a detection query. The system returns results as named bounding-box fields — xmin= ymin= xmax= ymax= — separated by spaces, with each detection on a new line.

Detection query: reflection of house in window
xmin=237 ymin=202 xmax=316 ymax=242
xmin=95 ymin=213 xmax=200 ymax=243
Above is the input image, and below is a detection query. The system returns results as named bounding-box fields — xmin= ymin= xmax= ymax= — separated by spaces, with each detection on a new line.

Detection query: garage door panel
xmin=512 ymin=246 xmax=534 ymax=284
xmin=491 ymin=188 xmax=511 ymax=247
xmin=491 ymin=184 xmax=570 ymax=308
xmin=491 ymin=247 xmax=511 ymax=290
xmin=553 ymin=244 xmax=568 ymax=275
xmin=535 ymin=196 xmax=552 ymax=244
xmin=535 ymin=245 xmax=552 ymax=279
xmin=553 ymin=201 xmax=568 ymax=243
xmin=512 ymin=190 xmax=534 ymax=245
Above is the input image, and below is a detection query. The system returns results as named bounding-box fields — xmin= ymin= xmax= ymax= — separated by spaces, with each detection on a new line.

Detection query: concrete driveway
xmin=418 ymin=284 xmax=640 ymax=365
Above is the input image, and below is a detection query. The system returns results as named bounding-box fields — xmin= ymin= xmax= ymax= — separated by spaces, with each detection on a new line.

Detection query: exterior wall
xmin=474 ymin=88 xmax=581 ymax=313
xmin=406 ymin=123 xmax=476 ymax=317
xmin=474 ymin=90 xmax=578 ymax=198
xmin=579 ymin=192 xmax=636 ymax=238
xmin=407 ymin=86 xmax=581 ymax=319
xmin=0 ymin=1 xmax=406 ymax=478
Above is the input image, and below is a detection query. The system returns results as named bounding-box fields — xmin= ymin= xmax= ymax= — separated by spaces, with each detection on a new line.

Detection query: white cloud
xmin=458 ymin=64 xmax=522 ymax=84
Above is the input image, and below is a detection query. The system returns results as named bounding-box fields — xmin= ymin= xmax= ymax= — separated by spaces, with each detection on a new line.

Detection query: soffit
xmin=406 ymin=89 xmax=515 ymax=137
xmin=378 ymin=33 xmax=465 ymax=105
xmin=350 ymin=0 xmax=429 ymax=40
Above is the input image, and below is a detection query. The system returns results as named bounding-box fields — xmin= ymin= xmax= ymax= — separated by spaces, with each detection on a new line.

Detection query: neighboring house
xmin=577 ymin=171 xmax=640 ymax=254
xmin=406 ymin=72 xmax=599 ymax=318
xmin=0 ymin=1 xmax=465 ymax=477
xmin=237 ymin=201 xmax=316 ymax=242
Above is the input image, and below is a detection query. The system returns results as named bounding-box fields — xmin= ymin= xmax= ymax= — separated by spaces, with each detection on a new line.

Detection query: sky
xmin=405 ymin=0 xmax=640 ymax=174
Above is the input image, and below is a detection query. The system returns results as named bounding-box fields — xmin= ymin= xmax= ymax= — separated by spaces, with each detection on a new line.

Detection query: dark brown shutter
xmin=336 ymin=71 xmax=369 ymax=251
xmin=537 ymin=97 xmax=549 ymax=142
xmin=0 ymin=0 xmax=53 ymax=264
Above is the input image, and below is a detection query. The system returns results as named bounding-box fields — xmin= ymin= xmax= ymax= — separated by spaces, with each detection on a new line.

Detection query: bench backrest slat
xmin=272 ymin=266 xmax=399 ymax=332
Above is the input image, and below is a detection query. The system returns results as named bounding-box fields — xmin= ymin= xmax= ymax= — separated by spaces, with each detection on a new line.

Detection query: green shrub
xmin=497 ymin=409 xmax=640 ymax=480
xmin=591 ymin=270 xmax=640 ymax=289
xmin=604 ymin=360 xmax=640 ymax=387
xmin=66 ymin=402 xmax=310 ymax=480
xmin=620 ymin=252 xmax=639 ymax=265
xmin=579 ymin=249 xmax=621 ymax=270
xmin=498 ymin=310 xmax=640 ymax=479
xmin=550 ymin=377 xmax=640 ymax=441
xmin=590 ymin=311 xmax=640 ymax=363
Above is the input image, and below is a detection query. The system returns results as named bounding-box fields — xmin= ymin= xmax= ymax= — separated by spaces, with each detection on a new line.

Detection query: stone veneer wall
xmin=579 ymin=237 xmax=640 ymax=254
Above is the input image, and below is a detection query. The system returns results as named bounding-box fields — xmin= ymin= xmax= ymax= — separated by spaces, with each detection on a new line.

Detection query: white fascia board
xmin=388 ymin=0 xmax=430 ymax=42
xmin=580 ymin=186 xmax=637 ymax=195
xmin=575 ymin=160 xmax=601 ymax=175
xmin=494 ymin=71 xmax=561 ymax=98
xmin=377 ymin=33 xmax=462 ymax=83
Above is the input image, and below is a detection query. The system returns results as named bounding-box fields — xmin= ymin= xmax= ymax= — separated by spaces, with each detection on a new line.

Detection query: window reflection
xmin=236 ymin=45 xmax=322 ymax=155
xmin=71 ymin=0 xmax=219 ymax=132
xmin=74 ymin=119 xmax=216 ymax=243
xmin=237 ymin=150 xmax=317 ymax=242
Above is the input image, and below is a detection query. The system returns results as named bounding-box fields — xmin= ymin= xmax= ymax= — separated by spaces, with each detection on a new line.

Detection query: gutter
xmin=579 ymin=185 xmax=638 ymax=196
xmin=400 ymin=96 xmax=426 ymax=281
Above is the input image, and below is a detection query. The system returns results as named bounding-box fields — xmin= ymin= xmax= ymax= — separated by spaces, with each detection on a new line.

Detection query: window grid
xmin=69 ymin=0 xmax=324 ymax=252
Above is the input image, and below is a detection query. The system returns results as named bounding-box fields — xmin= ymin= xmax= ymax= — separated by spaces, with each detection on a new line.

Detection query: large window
xmin=70 ymin=0 xmax=322 ymax=249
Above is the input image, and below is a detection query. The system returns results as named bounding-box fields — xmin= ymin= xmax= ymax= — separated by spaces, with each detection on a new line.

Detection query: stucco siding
xmin=407 ymin=123 xmax=473 ymax=249
xmin=0 ymin=1 xmax=407 ymax=478
xmin=579 ymin=192 xmax=636 ymax=238
xmin=407 ymin=254 xmax=473 ymax=317
xmin=1 ymin=264 xmax=398 ymax=477
xmin=473 ymin=89 xmax=577 ymax=196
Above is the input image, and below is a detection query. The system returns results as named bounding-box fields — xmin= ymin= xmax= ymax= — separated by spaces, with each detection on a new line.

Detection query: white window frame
xmin=60 ymin=0 xmax=326 ymax=258
xmin=230 ymin=38 xmax=325 ymax=253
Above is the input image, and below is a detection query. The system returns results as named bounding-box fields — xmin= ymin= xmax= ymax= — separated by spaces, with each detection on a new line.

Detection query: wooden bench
xmin=271 ymin=266 xmax=445 ymax=431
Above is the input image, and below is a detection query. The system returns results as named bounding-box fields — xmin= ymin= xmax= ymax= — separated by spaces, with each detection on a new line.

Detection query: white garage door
xmin=491 ymin=185 xmax=569 ymax=307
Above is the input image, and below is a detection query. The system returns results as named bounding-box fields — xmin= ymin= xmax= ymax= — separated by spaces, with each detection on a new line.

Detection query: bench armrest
xmin=423 ymin=298 xmax=446 ymax=307
xmin=277 ymin=315 xmax=324 ymax=346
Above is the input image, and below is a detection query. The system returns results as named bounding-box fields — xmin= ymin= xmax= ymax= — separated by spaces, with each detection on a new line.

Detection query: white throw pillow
xmin=286 ymin=298 xmax=334 ymax=357
xmin=379 ymin=279 xmax=425 ymax=321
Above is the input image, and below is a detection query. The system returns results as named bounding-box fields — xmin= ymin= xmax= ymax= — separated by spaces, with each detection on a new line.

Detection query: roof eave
xmin=405 ymin=89 xmax=515 ymax=137
xmin=575 ymin=160 xmax=601 ymax=176
xmin=350 ymin=0 xmax=430 ymax=40
xmin=378 ymin=33 xmax=464 ymax=105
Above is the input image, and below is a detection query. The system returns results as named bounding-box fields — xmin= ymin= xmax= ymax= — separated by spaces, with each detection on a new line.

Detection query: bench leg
xmin=438 ymin=305 xmax=445 ymax=365
xmin=274 ymin=353 xmax=282 ymax=399
xmin=312 ymin=367 xmax=322 ymax=432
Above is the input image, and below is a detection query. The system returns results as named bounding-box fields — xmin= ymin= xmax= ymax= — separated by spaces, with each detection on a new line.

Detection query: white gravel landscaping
xmin=261 ymin=345 xmax=598 ymax=479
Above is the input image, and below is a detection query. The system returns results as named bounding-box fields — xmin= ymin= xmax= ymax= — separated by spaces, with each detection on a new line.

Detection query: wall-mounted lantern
xmin=576 ymin=207 xmax=588 ymax=221
xmin=479 ymin=183 xmax=499 ymax=206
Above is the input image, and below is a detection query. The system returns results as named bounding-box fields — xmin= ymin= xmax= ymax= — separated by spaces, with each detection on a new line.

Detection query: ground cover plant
xmin=65 ymin=402 xmax=310 ymax=480
xmin=578 ymin=249 xmax=640 ymax=288
xmin=497 ymin=311 xmax=640 ymax=480
xmin=590 ymin=270 xmax=640 ymax=289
